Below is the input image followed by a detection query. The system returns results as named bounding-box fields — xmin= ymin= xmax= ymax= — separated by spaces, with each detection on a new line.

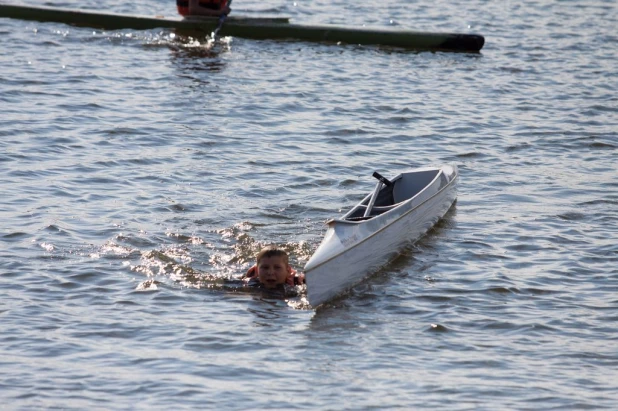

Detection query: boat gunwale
xmin=305 ymin=167 xmax=457 ymax=273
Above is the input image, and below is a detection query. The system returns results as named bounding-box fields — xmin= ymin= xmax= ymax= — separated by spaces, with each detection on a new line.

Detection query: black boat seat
xmin=357 ymin=203 xmax=401 ymax=214
xmin=368 ymin=205 xmax=397 ymax=212
xmin=344 ymin=204 xmax=397 ymax=221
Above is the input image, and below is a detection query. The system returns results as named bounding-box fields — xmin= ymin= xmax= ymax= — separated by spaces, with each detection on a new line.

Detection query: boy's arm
xmin=291 ymin=269 xmax=305 ymax=285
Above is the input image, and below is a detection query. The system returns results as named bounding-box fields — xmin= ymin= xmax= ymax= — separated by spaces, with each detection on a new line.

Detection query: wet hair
xmin=256 ymin=246 xmax=289 ymax=265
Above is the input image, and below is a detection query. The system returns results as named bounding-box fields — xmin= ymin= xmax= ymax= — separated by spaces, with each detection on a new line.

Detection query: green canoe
xmin=0 ymin=3 xmax=485 ymax=52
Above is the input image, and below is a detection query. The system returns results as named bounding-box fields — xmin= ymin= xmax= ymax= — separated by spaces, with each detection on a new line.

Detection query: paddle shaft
xmin=363 ymin=181 xmax=383 ymax=217
xmin=212 ymin=0 xmax=232 ymax=38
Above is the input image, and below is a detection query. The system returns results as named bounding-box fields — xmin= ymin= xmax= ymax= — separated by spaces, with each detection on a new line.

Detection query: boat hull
xmin=305 ymin=166 xmax=458 ymax=307
xmin=0 ymin=4 xmax=484 ymax=52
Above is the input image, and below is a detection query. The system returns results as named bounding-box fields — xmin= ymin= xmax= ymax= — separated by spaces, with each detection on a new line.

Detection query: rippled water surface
xmin=1 ymin=0 xmax=617 ymax=409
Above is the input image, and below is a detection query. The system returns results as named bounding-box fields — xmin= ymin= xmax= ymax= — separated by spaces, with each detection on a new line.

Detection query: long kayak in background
xmin=0 ymin=3 xmax=485 ymax=52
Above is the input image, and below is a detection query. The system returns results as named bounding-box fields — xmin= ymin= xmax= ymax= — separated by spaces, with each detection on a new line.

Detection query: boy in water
xmin=177 ymin=0 xmax=231 ymax=17
xmin=243 ymin=246 xmax=305 ymax=288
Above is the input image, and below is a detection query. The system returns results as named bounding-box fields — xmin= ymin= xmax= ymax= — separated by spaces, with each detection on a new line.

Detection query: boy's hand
xmin=243 ymin=265 xmax=257 ymax=279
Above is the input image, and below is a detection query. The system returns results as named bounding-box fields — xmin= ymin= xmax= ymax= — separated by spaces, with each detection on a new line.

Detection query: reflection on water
xmin=126 ymin=220 xmax=309 ymax=308
xmin=168 ymin=30 xmax=232 ymax=72
xmin=138 ymin=29 xmax=231 ymax=71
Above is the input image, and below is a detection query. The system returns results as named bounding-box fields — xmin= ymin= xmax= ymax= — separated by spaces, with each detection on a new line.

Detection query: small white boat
xmin=305 ymin=165 xmax=458 ymax=308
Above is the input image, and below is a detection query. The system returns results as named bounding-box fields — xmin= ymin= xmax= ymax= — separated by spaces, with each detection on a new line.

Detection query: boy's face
xmin=257 ymin=255 xmax=291 ymax=288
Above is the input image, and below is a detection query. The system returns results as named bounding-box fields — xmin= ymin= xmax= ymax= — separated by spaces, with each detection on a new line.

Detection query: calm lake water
xmin=1 ymin=0 xmax=617 ymax=409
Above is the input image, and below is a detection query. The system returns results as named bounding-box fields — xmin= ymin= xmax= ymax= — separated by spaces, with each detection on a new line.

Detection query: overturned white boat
xmin=305 ymin=165 xmax=458 ymax=308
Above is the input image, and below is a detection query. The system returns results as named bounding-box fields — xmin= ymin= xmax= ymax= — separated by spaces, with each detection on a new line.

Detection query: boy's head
xmin=256 ymin=246 xmax=292 ymax=288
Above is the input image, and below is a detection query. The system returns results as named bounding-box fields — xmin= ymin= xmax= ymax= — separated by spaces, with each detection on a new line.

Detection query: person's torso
xmin=177 ymin=0 xmax=226 ymax=15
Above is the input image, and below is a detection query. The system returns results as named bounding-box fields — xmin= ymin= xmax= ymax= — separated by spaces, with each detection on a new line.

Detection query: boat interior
xmin=344 ymin=169 xmax=441 ymax=221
